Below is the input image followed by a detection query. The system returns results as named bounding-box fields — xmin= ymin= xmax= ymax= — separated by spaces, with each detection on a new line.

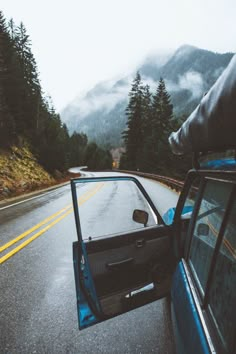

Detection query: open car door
xmin=71 ymin=176 xmax=176 ymax=329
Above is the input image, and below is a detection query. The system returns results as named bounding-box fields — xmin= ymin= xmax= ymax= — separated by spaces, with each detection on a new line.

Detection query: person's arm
xmin=169 ymin=54 xmax=236 ymax=155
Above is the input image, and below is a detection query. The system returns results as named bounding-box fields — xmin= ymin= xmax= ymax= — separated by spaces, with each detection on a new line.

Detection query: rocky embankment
xmin=0 ymin=145 xmax=57 ymax=201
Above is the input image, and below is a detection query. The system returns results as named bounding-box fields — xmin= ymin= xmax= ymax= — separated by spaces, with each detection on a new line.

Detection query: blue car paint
xmin=171 ymin=262 xmax=210 ymax=354
xmin=73 ymin=241 xmax=101 ymax=329
xmin=200 ymin=157 xmax=236 ymax=170
xmin=163 ymin=205 xmax=193 ymax=225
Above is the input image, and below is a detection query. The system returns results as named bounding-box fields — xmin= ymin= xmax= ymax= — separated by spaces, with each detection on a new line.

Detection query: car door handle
xmin=136 ymin=239 xmax=145 ymax=248
xmin=106 ymin=258 xmax=134 ymax=270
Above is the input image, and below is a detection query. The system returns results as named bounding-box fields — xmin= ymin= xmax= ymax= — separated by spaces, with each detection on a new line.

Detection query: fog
xmin=2 ymin=0 xmax=235 ymax=111
xmin=62 ymin=58 xmax=227 ymax=120
xmin=63 ymin=78 xmax=131 ymax=120
xmin=165 ymin=71 xmax=204 ymax=99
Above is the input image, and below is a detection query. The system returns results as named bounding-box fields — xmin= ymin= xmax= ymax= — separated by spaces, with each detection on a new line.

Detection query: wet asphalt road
xmin=0 ymin=172 xmax=177 ymax=354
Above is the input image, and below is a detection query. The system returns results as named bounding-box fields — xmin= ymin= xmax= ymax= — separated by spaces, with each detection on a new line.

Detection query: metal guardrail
xmin=117 ymin=169 xmax=184 ymax=193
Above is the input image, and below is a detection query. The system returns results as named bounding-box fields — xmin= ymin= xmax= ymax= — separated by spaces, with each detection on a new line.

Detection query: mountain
xmin=61 ymin=45 xmax=234 ymax=147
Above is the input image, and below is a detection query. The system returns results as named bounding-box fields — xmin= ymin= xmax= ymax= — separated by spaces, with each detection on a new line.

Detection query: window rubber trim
xmin=182 ymin=259 xmax=216 ymax=354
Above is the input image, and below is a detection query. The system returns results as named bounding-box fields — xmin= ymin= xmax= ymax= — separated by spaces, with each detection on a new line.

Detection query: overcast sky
xmin=1 ymin=0 xmax=236 ymax=111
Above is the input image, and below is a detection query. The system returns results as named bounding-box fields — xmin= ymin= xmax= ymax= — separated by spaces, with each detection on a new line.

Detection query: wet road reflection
xmin=0 ymin=172 xmax=177 ymax=353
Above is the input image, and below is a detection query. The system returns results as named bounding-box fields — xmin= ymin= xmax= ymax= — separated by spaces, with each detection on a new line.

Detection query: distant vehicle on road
xmin=71 ymin=55 xmax=236 ymax=354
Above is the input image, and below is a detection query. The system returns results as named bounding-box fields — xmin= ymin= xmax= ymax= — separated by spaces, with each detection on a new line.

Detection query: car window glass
xmin=175 ymin=176 xmax=201 ymax=253
xmin=188 ymin=180 xmax=233 ymax=294
xmin=208 ymin=196 xmax=236 ymax=353
xmin=77 ymin=180 xmax=158 ymax=240
xmin=181 ymin=176 xmax=201 ymax=221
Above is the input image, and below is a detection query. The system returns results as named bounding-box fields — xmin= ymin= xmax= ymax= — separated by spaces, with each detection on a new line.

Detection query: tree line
xmin=0 ymin=11 xmax=112 ymax=173
xmin=120 ymin=72 xmax=191 ymax=176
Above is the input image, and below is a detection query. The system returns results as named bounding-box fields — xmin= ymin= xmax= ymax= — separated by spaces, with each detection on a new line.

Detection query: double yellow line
xmin=0 ymin=182 xmax=104 ymax=264
xmin=207 ymin=217 xmax=236 ymax=259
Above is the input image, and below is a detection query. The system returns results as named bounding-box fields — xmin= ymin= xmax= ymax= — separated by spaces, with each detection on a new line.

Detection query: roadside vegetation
xmin=0 ymin=11 xmax=112 ymax=198
xmin=0 ymin=145 xmax=55 ymax=200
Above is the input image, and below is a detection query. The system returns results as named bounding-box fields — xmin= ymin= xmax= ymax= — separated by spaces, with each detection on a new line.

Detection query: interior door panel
xmin=85 ymin=225 xmax=174 ymax=316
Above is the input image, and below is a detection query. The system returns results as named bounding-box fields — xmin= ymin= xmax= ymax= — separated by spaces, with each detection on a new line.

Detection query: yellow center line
xmin=78 ymin=183 xmax=104 ymax=205
xmin=0 ymin=182 xmax=105 ymax=264
xmin=0 ymin=204 xmax=72 ymax=253
xmin=206 ymin=217 xmax=235 ymax=259
xmin=0 ymin=209 xmax=73 ymax=264
xmin=0 ymin=183 xmax=103 ymax=253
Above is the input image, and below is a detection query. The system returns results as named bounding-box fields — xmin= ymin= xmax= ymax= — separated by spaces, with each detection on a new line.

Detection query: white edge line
xmin=0 ymin=183 xmax=70 ymax=211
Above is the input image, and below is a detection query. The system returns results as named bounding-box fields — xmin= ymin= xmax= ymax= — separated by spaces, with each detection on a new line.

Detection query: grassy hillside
xmin=0 ymin=145 xmax=55 ymax=200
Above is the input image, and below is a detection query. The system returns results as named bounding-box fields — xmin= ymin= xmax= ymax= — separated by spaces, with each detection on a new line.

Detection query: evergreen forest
xmin=0 ymin=11 xmax=112 ymax=173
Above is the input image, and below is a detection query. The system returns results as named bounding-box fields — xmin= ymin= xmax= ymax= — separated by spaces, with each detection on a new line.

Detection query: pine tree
xmin=151 ymin=78 xmax=174 ymax=173
xmin=139 ymin=84 xmax=153 ymax=171
xmin=1 ymin=19 xmax=32 ymax=139
xmin=122 ymin=72 xmax=144 ymax=170
xmin=13 ymin=22 xmax=41 ymax=137
xmin=69 ymin=132 xmax=88 ymax=167
xmin=0 ymin=11 xmax=16 ymax=146
xmin=152 ymin=78 xmax=173 ymax=141
xmin=8 ymin=18 xmax=15 ymax=40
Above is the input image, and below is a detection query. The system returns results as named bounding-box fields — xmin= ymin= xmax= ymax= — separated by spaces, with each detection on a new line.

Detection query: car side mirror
xmin=133 ymin=209 xmax=149 ymax=227
xmin=197 ymin=223 xmax=209 ymax=236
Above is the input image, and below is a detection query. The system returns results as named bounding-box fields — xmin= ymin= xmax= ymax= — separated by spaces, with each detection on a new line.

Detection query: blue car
xmin=71 ymin=55 xmax=236 ymax=354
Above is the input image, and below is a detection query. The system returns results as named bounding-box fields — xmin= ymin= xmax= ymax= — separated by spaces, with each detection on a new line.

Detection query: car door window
xmin=78 ymin=180 xmax=158 ymax=240
xmin=188 ymin=180 xmax=233 ymax=294
xmin=207 ymin=197 xmax=236 ymax=353
xmin=182 ymin=177 xmax=200 ymax=214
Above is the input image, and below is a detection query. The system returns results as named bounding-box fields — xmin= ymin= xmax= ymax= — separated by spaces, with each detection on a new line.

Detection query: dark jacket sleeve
xmin=169 ymin=54 xmax=236 ymax=155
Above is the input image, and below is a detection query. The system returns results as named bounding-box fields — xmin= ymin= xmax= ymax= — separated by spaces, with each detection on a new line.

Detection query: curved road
xmin=0 ymin=172 xmax=178 ymax=354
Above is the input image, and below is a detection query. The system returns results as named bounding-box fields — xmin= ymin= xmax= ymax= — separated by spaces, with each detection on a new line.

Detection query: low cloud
xmin=143 ymin=71 xmax=204 ymax=100
xmin=74 ymin=71 xmax=204 ymax=119
xmin=68 ymin=78 xmax=131 ymax=119
xmin=179 ymin=71 xmax=204 ymax=98
xmin=62 ymin=69 xmax=206 ymax=123
xmin=212 ymin=66 xmax=224 ymax=80
xmin=166 ymin=71 xmax=204 ymax=99
xmin=142 ymin=76 xmax=158 ymax=92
